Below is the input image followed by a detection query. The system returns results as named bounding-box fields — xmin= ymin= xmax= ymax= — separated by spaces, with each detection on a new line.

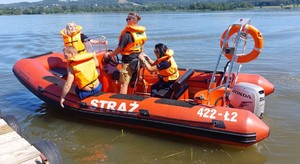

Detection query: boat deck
xmin=0 ymin=118 xmax=43 ymax=163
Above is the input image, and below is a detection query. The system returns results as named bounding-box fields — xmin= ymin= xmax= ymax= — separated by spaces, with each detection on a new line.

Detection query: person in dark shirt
xmin=139 ymin=43 xmax=179 ymax=97
xmin=105 ymin=12 xmax=147 ymax=94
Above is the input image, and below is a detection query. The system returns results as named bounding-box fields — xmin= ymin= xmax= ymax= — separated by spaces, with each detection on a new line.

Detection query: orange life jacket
xmin=155 ymin=49 xmax=179 ymax=82
xmin=68 ymin=53 xmax=99 ymax=89
xmin=119 ymin=25 xmax=147 ymax=55
xmin=60 ymin=25 xmax=86 ymax=53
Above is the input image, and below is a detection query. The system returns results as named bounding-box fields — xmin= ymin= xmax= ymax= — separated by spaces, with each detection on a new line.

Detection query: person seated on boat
xmin=139 ymin=43 xmax=179 ymax=97
xmin=60 ymin=46 xmax=102 ymax=108
xmin=104 ymin=12 xmax=147 ymax=94
xmin=60 ymin=22 xmax=107 ymax=54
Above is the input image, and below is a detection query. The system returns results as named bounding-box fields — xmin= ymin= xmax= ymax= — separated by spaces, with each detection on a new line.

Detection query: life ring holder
xmin=220 ymin=24 xmax=264 ymax=64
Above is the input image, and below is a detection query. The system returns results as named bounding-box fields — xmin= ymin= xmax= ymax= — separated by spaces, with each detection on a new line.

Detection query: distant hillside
xmin=0 ymin=0 xmax=298 ymax=15
xmin=0 ymin=0 xmax=119 ymax=8
xmin=0 ymin=0 xmax=225 ymax=8
xmin=1 ymin=0 xmax=298 ymax=9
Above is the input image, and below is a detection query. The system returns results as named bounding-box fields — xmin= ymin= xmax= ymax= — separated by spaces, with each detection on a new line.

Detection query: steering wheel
xmin=104 ymin=50 xmax=119 ymax=67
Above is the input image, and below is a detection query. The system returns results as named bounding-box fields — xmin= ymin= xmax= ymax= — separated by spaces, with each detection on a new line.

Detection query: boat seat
xmin=50 ymin=67 xmax=68 ymax=78
xmin=155 ymin=69 xmax=194 ymax=99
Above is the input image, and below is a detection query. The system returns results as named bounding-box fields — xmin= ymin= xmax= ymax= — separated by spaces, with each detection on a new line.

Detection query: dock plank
xmin=0 ymin=118 xmax=43 ymax=163
xmin=0 ymin=137 xmax=32 ymax=154
xmin=0 ymin=131 xmax=22 ymax=144
xmin=0 ymin=145 xmax=41 ymax=163
xmin=0 ymin=119 xmax=14 ymax=135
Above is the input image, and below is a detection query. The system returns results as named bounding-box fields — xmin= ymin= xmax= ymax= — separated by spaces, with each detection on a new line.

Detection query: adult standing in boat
xmin=105 ymin=12 xmax=147 ymax=94
xmin=139 ymin=43 xmax=179 ymax=97
xmin=60 ymin=46 xmax=102 ymax=108
xmin=60 ymin=22 xmax=107 ymax=53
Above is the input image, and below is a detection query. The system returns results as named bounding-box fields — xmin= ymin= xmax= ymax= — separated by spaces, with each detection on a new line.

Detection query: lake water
xmin=1 ymin=9 xmax=300 ymax=163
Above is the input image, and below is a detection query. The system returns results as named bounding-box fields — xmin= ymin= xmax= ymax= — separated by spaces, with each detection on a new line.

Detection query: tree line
xmin=0 ymin=0 xmax=299 ymax=15
xmin=0 ymin=2 xmax=253 ymax=15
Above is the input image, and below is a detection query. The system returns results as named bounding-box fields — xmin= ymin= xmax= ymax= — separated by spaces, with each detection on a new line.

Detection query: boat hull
xmin=13 ymin=51 xmax=273 ymax=147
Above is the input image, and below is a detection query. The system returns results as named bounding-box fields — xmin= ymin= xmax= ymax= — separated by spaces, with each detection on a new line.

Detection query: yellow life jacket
xmin=68 ymin=53 xmax=99 ymax=89
xmin=155 ymin=49 xmax=179 ymax=82
xmin=60 ymin=25 xmax=86 ymax=53
xmin=119 ymin=25 xmax=147 ymax=55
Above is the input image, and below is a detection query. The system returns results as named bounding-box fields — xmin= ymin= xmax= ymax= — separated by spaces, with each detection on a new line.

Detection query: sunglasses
xmin=126 ymin=17 xmax=134 ymax=21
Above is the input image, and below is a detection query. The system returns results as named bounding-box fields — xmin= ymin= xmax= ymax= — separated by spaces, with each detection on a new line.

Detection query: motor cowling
xmin=229 ymin=82 xmax=265 ymax=118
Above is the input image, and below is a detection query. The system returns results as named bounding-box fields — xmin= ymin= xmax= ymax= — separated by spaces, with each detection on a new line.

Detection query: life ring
xmin=220 ymin=25 xmax=264 ymax=63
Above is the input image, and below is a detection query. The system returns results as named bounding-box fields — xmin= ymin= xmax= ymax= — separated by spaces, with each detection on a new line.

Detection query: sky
xmin=0 ymin=0 xmax=41 ymax=4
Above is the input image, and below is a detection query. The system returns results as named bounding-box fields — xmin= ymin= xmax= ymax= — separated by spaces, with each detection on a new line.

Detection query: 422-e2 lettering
xmin=197 ymin=107 xmax=238 ymax=122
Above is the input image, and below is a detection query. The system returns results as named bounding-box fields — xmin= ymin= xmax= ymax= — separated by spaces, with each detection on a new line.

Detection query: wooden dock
xmin=0 ymin=118 xmax=44 ymax=163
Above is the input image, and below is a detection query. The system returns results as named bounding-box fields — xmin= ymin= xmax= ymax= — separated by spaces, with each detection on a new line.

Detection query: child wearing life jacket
xmin=60 ymin=46 xmax=102 ymax=108
xmin=60 ymin=22 xmax=107 ymax=53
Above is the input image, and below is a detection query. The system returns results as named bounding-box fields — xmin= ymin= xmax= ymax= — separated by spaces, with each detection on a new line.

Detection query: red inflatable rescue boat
xmin=13 ymin=18 xmax=274 ymax=146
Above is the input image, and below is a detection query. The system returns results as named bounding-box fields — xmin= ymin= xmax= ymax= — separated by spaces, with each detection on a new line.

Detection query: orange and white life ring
xmin=220 ymin=25 xmax=264 ymax=64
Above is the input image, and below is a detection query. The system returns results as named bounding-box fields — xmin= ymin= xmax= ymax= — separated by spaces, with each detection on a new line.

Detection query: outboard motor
xmin=229 ymin=82 xmax=265 ymax=118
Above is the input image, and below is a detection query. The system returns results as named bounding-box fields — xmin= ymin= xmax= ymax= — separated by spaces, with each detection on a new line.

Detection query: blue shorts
xmin=75 ymin=82 xmax=102 ymax=100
